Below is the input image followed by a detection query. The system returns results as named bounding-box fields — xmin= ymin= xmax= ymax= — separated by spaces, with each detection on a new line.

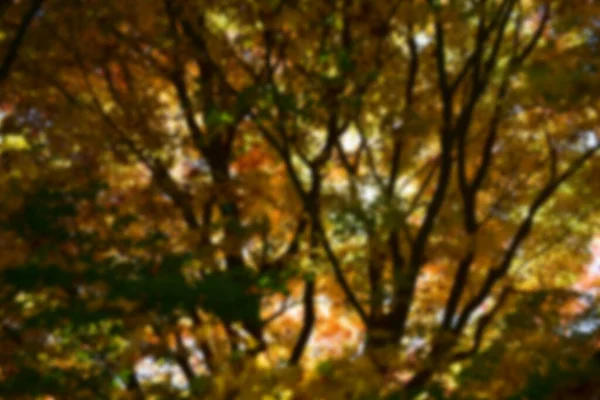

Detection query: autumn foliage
xmin=2 ymin=0 xmax=600 ymax=398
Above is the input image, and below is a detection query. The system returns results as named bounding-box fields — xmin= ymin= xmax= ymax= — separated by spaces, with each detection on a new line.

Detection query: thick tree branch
xmin=442 ymin=251 xmax=475 ymax=330
xmin=428 ymin=1 xmax=452 ymax=124
xmin=289 ymin=278 xmax=315 ymax=365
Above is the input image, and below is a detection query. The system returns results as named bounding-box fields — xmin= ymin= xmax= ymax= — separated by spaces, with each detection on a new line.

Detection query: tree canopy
xmin=2 ymin=0 xmax=600 ymax=398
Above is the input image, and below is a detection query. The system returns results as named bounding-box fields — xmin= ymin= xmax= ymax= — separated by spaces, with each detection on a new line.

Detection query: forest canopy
xmin=2 ymin=0 xmax=600 ymax=398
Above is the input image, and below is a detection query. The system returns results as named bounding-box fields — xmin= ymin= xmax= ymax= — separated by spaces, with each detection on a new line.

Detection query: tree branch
xmin=0 ymin=0 xmax=43 ymax=83
xmin=455 ymin=142 xmax=600 ymax=332
xmin=289 ymin=278 xmax=315 ymax=365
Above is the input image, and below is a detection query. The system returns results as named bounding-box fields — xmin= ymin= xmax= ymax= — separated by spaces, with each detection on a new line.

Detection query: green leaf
xmin=206 ymin=109 xmax=235 ymax=127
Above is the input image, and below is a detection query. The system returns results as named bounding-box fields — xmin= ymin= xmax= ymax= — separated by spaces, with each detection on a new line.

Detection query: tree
xmin=1 ymin=0 xmax=600 ymax=398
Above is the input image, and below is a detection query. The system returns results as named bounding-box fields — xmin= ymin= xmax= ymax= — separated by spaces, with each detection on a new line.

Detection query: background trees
xmin=2 ymin=0 xmax=600 ymax=398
